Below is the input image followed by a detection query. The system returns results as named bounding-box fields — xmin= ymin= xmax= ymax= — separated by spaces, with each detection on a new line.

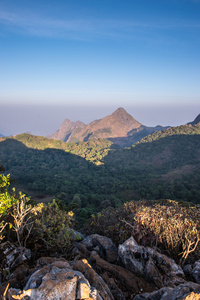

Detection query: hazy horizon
xmin=0 ymin=104 xmax=199 ymax=137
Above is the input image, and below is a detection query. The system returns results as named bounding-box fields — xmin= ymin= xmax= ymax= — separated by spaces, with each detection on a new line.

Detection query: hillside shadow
xmin=0 ymin=138 xmax=104 ymax=200
xmin=1 ymin=134 xmax=200 ymax=205
xmin=103 ymin=133 xmax=200 ymax=172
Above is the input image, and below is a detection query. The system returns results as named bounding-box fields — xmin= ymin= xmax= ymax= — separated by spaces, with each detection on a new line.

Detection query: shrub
xmin=88 ymin=199 xmax=200 ymax=264
xmin=0 ymin=173 xmax=17 ymax=242
xmin=34 ymin=199 xmax=75 ymax=253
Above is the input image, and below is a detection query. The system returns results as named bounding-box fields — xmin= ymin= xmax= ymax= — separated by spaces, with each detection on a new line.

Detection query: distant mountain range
xmin=1 ymin=110 xmax=199 ymax=147
xmin=49 ymin=107 xmax=170 ymax=147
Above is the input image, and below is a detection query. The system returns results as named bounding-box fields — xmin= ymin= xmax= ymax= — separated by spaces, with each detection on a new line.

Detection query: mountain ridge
xmin=188 ymin=113 xmax=200 ymax=126
xmin=49 ymin=107 xmax=169 ymax=147
xmin=49 ymin=119 xmax=85 ymax=142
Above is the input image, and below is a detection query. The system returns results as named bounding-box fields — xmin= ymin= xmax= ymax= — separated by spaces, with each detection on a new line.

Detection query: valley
xmin=0 ymin=109 xmax=200 ymax=221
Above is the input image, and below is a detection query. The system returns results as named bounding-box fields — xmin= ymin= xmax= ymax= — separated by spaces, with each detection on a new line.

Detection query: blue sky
xmin=0 ymin=0 xmax=200 ymax=135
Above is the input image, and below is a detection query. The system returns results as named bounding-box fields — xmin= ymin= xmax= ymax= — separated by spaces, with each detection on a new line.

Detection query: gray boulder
xmin=118 ymin=236 xmax=185 ymax=288
xmin=8 ymin=259 xmax=112 ymax=300
xmin=73 ymin=234 xmax=118 ymax=263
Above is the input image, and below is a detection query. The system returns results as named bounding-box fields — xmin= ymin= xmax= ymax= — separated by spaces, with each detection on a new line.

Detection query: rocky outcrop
xmin=49 ymin=119 xmax=85 ymax=142
xmin=89 ymin=251 xmax=153 ymax=295
xmin=119 ymin=236 xmax=185 ymax=289
xmin=2 ymin=235 xmax=200 ymax=300
xmin=7 ymin=258 xmax=112 ymax=300
xmin=72 ymin=234 xmax=118 ymax=263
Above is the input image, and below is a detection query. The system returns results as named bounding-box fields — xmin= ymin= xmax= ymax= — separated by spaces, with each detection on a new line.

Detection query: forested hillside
xmin=0 ymin=124 xmax=200 ymax=220
xmin=1 ymin=133 xmax=114 ymax=164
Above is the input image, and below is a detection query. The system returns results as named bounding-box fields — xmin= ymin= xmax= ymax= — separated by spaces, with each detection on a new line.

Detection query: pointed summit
xmin=110 ymin=107 xmax=141 ymax=127
xmin=112 ymin=107 xmax=127 ymax=115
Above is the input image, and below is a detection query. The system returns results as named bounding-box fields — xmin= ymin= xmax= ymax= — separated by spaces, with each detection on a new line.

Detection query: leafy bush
xmin=34 ymin=200 xmax=76 ymax=253
xmin=0 ymin=168 xmax=77 ymax=256
xmin=0 ymin=173 xmax=17 ymax=241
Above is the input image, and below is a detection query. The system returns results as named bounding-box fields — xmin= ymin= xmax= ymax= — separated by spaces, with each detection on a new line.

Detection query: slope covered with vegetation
xmin=0 ymin=124 xmax=200 ymax=221
xmin=4 ymin=133 xmax=114 ymax=164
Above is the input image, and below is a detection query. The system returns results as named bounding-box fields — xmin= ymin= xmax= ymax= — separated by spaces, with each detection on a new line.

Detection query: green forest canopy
xmin=0 ymin=124 xmax=200 ymax=217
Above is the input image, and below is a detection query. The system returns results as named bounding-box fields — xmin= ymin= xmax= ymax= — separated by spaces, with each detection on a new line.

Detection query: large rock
xmin=73 ymin=234 xmax=118 ymax=263
xmin=133 ymin=282 xmax=200 ymax=300
xmin=8 ymin=266 xmax=79 ymax=300
xmin=8 ymin=277 xmax=77 ymax=300
xmin=89 ymin=250 xmax=153 ymax=295
xmin=8 ymin=259 xmax=110 ymax=300
xmin=118 ymin=237 xmax=185 ymax=288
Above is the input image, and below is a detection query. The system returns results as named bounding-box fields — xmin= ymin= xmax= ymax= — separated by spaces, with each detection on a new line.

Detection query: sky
xmin=0 ymin=0 xmax=200 ymax=136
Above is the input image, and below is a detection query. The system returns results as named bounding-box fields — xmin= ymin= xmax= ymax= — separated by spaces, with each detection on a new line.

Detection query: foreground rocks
xmin=118 ymin=236 xmax=185 ymax=288
xmin=8 ymin=258 xmax=112 ymax=300
xmin=0 ymin=241 xmax=31 ymax=271
xmin=8 ymin=264 xmax=96 ymax=300
xmin=72 ymin=234 xmax=118 ymax=263
xmin=0 ymin=235 xmax=200 ymax=300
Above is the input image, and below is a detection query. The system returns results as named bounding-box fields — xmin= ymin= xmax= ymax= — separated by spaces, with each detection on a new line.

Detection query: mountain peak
xmin=110 ymin=107 xmax=141 ymax=126
xmin=113 ymin=107 xmax=127 ymax=114
xmin=111 ymin=107 xmax=131 ymax=118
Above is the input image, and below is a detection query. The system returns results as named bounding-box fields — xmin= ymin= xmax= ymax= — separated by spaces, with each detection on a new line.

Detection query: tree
xmin=0 ymin=172 xmax=17 ymax=242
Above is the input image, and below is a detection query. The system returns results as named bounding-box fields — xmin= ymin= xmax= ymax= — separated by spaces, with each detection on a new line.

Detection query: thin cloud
xmin=0 ymin=9 xmax=200 ymax=40
xmin=0 ymin=10 xmax=93 ymax=39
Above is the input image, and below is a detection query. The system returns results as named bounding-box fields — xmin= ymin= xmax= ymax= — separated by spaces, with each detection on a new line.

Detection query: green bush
xmin=34 ymin=200 xmax=76 ymax=253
